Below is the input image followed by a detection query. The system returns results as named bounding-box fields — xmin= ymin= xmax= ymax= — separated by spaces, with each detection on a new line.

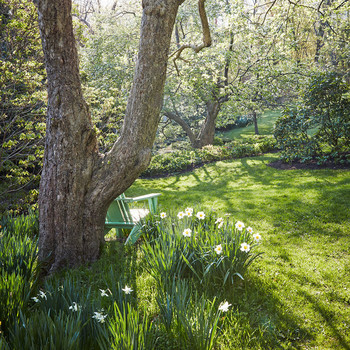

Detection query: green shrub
xmin=274 ymin=71 xmax=350 ymax=163
xmin=142 ymin=136 xmax=276 ymax=177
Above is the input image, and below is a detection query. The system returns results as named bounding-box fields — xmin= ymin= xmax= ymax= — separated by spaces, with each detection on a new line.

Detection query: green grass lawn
xmin=217 ymin=110 xmax=281 ymax=140
xmin=126 ymin=152 xmax=350 ymax=349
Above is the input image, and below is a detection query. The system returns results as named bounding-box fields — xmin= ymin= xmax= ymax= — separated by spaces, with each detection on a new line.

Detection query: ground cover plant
xmin=1 ymin=152 xmax=349 ymax=349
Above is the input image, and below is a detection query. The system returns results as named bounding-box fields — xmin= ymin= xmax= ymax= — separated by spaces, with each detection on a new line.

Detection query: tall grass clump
xmin=0 ymin=211 xmax=39 ymax=338
xmin=155 ymin=279 xmax=224 ymax=350
xmin=97 ymin=302 xmax=156 ymax=350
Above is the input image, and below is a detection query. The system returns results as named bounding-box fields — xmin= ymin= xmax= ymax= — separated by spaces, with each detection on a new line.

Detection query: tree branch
xmin=169 ymin=0 xmax=212 ymax=74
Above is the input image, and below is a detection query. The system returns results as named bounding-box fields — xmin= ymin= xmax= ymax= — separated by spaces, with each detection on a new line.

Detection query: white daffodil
xmin=69 ymin=302 xmax=81 ymax=312
xmin=214 ymin=244 xmax=223 ymax=255
xmin=177 ymin=211 xmax=185 ymax=219
xmin=215 ymin=217 xmax=223 ymax=224
xmin=185 ymin=208 xmax=193 ymax=217
xmin=122 ymin=285 xmax=133 ymax=294
xmin=240 ymin=242 xmax=250 ymax=253
xmin=38 ymin=291 xmax=47 ymax=300
xmin=218 ymin=301 xmax=232 ymax=312
xmin=196 ymin=211 xmax=205 ymax=220
xmin=183 ymin=228 xmax=192 ymax=237
xmin=32 ymin=297 xmax=39 ymax=303
xmin=215 ymin=217 xmax=224 ymax=228
xmin=100 ymin=289 xmax=109 ymax=297
xmin=160 ymin=212 xmax=167 ymax=219
xmin=253 ymin=233 xmax=262 ymax=242
xmin=235 ymin=221 xmax=245 ymax=231
xmin=247 ymin=226 xmax=253 ymax=234
xmin=92 ymin=311 xmax=107 ymax=323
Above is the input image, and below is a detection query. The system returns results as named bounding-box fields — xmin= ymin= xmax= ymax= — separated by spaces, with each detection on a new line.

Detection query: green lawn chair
xmin=104 ymin=192 xmax=161 ymax=244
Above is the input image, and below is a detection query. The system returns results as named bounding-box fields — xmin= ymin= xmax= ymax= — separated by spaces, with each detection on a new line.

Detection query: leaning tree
xmin=34 ymin=0 xmax=203 ymax=272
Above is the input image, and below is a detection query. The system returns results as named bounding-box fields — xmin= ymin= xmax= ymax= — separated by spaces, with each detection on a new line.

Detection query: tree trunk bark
xmin=195 ymin=100 xmax=220 ymax=148
xmin=163 ymin=111 xmax=198 ymax=147
xmin=252 ymin=111 xmax=259 ymax=135
xmin=36 ymin=0 xmax=182 ymax=272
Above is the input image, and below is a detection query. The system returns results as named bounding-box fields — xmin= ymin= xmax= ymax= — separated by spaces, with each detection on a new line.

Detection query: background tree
xmin=160 ymin=0 xmax=296 ymax=147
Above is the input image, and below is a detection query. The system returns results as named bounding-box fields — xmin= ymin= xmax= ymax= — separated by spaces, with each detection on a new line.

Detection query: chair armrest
xmin=128 ymin=193 xmax=161 ymax=202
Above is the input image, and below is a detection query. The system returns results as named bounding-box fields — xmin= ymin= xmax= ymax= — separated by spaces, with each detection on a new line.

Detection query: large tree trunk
xmin=194 ymin=100 xmax=220 ymax=148
xmin=36 ymin=0 xmax=182 ymax=272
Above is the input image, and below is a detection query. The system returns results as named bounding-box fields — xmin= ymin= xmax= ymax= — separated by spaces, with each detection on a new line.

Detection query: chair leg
xmin=125 ymin=224 xmax=142 ymax=245
xmin=148 ymin=197 xmax=158 ymax=214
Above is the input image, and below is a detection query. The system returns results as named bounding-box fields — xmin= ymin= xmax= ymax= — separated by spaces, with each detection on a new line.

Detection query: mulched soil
xmin=268 ymin=159 xmax=350 ymax=170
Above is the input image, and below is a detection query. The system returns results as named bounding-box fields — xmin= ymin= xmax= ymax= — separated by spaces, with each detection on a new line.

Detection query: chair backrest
xmin=106 ymin=193 xmax=134 ymax=224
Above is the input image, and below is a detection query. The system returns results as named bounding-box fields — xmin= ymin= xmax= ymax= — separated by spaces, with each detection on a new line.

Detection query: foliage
xmin=97 ymin=302 xmax=156 ymax=350
xmin=0 ymin=211 xmax=39 ymax=338
xmin=141 ymin=209 xmax=261 ymax=289
xmin=142 ymin=136 xmax=276 ymax=177
xmin=79 ymin=11 xmax=140 ymax=151
xmin=0 ymin=0 xmax=46 ymax=210
xmin=275 ymin=71 xmax=350 ymax=163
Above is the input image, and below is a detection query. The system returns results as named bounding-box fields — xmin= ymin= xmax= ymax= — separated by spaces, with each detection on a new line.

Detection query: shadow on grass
xmin=298 ymin=290 xmax=350 ymax=350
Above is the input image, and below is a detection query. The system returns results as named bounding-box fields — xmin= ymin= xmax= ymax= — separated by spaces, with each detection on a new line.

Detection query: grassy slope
xmin=126 ymin=153 xmax=350 ymax=349
xmin=216 ymin=110 xmax=281 ymax=140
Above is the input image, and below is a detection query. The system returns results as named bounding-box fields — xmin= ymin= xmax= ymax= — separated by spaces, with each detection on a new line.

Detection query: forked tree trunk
xmin=164 ymin=100 xmax=220 ymax=149
xmin=36 ymin=0 xmax=182 ymax=272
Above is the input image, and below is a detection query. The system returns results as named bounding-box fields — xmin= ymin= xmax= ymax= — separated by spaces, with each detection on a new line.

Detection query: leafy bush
xmin=0 ymin=0 xmax=46 ymax=211
xmin=142 ymin=136 xmax=276 ymax=177
xmin=274 ymin=71 xmax=350 ymax=163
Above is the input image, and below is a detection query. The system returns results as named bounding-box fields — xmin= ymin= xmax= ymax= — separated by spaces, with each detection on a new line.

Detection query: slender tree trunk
xmin=36 ymin=0 xmax=182 ymax=272
xmin=252 ymin=111 xmax=259 ymax=135
xmin=164 ymin=111 xmax=198 ymax=147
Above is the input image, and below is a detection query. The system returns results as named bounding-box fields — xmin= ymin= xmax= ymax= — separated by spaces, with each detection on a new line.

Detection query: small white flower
xmin=240 ymin=242 xmax=250 ymax=252
xmin=247 ymin=226 xmax=253 ymax=234
xmin=38 ymin=291 xmax=47 ymax=300
xmin=32 ymin=297 xmax=40 ymax=303
xmin=215 ymin=217 xmax=224 ymax=224
xmin=69 ymin=302 xmax=81 ymax=312
xmin=183 ymin=228 xmax=192 ymax=237
xmin=253 ymin=233 xmax=262 ymax=242
xmin=122 ymin=285 xmax=133 ymax=294
xmin=160 ymin=212 xmax=167 ymax=219
xmin=185 ymin=208 xmax=193 ymax=217
xmin=214 ymin=244 xmax=223 ymax=255
xmin=235 ymin=221 xmax=245 ymax=231
xmin=177 ymin=211 xmax=185 ymax=219
xmin=218 ymin=301 xmax=231 ymax=312
xmin=92 ymin=311 xmax=107 ymax=323
xmin=215 ymin=217 xmax=224 ymax=228
xmin=100 ymin=289 xmax=109 ymax=297
xmin=196 ymin=211 xmax=205 ymax=220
